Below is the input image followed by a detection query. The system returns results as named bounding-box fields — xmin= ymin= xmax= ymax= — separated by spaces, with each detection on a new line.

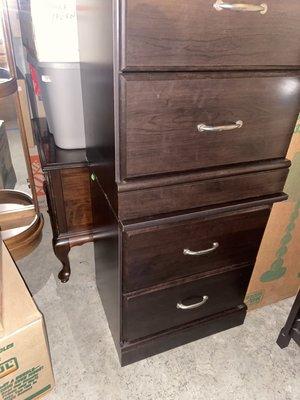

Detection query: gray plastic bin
xmin=35 ymin=61 xmax=86 ymax=149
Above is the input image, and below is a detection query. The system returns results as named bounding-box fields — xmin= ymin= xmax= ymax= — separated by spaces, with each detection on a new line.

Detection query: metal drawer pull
xmin=197 ymin=120 xmax=243 ymax=133
xmin=177 ymin=295 xmax=209 ymax=310
xmin=213 ymin=0 xmax=268 ymax=14
xmin=183 ymin=242 xmax=219 ymax=256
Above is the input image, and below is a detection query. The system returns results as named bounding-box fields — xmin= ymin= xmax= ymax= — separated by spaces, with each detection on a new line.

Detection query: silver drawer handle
xmin=213 ymin=0 xmax=268 ymax=14
xmin=177 ymin=295 xmax=209 ymax=310
xmin=197 ymin=120 xmax=243 ymax=133
xmin=183 ymin=242 xmax=219 ymax=256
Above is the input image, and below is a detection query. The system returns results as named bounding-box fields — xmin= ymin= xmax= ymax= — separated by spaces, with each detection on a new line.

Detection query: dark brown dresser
xmin=77 ymin=0 xmax=300 ymax=365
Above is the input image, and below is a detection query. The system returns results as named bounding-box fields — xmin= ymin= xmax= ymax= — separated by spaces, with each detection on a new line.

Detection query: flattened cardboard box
xmin=0 ymin=242 xmax=2 ymax=335
xmin=246 ymin=118 xmax=300 ymax=310
xmin=0 ymin=242 xmax=54 ymax=400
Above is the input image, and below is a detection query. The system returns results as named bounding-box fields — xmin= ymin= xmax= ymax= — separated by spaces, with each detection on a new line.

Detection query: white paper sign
xmin=31 ymin=0 xmax=80 ymax=62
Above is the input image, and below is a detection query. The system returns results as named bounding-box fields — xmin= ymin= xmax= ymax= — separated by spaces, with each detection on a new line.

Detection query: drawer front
xmin=118 ymin=167 xmax=288 ymax=220
xmin=120 ymin=73 xmax=300 ymax=178
xmin=121 ymin=0 xmax=300 ymax=70
xmin=123 ymin=207 xmax=270 ymax=292
xmin=45 ymin=168 xmax=93 ymax=235
xmin=123 ymin=266 xmax=252 ymax=341
xmin=60 ymin=168 xmax=93 ymax=233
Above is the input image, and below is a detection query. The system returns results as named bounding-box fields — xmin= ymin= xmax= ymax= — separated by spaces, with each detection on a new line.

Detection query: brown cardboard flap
xmin=0 ymin=242 xmax=54 ymax=400
xmin=0 ymin=238 xmax=3 ymax=333
xmin=246 ymin=118 xmax=300 ymax=309
xmin=0 ymin=241 xmax=41 ymax=338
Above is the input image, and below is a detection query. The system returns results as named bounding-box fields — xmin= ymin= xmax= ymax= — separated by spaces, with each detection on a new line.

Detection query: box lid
xmin=0 ymin=241 xmax=41 ymax=338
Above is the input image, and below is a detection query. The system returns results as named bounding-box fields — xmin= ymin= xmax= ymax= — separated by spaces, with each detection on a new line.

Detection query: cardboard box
xmin=0 ymin=241 xmax=54 ymax=400
xmin=29 ymin=147 xmax=46 ymax=210
xmin=246 ymin=118 xmax=300 ymax=309
xmin=17 ymin=80 xmax=35 ymax=149
xmin=0 ymin=243 xmax=3 ymax=335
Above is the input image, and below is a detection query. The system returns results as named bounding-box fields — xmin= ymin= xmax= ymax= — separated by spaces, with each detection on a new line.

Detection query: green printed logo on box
xmin=245 ymin=291 xmax=264 ymax=306
xmin=0 ymin=365 xmax=46 ymax=399
xmin=0 ymin=357 xmax=19 ymax=379
xmin=0 ymin=343 xmax=14 ymax=354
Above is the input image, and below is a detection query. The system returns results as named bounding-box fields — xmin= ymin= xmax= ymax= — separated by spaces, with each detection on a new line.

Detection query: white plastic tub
xmin=37 ymin=61 xmax=86 ymax=149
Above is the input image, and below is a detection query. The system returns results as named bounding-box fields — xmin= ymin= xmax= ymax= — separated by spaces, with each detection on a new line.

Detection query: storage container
xmin=34 ymin=61 xmax=86 ymax=149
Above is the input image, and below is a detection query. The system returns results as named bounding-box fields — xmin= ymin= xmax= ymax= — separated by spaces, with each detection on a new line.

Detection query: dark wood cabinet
xmin=77 ymin=1 xmax=300 ymax=365
xmin=34 ymin=119 xmax=94 ymax=282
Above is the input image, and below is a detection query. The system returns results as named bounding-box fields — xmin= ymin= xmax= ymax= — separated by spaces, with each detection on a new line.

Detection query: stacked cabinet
xmin=77 ymin=0 xmax=300 ymax=365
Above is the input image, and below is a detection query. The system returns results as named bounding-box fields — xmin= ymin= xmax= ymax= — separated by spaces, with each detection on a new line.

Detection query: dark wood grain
xmin=46 ymin=170 xmax=68 ymax=234
xmin=123 ymin=206 xmax=270 ymax=292
xmin=93 ymin=158 xmax=290 ymax=220
xmin=60 ymin=168 xmax=93 ymax=233
xmin=121 ymin=0 xmax=300 ymax=70
xmin=118 ymin=167 xmax=288 ymax=220
xmin=118 ymin=158 xmax=291 ymax=192
xmin=120 ymin=73 xmax=300 ymax=178
xmin=121 ymin=305 xmax=247 ymax=365
xmin=123 ymin=265 xmax=252 ymax=341
xmin=53 ymin=237 xmax=71 ymax=283
xmin=122 ymin=194 xmax=287 ymax=229
xmin=45 ymin=168 xmax=93 ymax=234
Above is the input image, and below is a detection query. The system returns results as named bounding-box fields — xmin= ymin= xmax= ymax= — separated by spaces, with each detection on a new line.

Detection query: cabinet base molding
xmin=120 ymin=305 xmax=247 ymax=366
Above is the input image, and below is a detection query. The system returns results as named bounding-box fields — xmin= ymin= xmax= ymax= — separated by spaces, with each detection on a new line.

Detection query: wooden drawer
xmin=120 ymin=73 xmax=300 ymax=178
xmin=123 ymin=266 xmax=252 ymax=341
xmin=60 ymin=168 xmax=93 ymax=233
xmin=121 ymin=0 xmax=300 ymax=70
xmin=121 ymin=305 xmax=247 ymax=365
xmin=123 ymin=206 xmax=270 ymax=292
xmin=45 ymin=168 xmax=93 ymax=235
xmin=118 ymin=162 xmax=289 ymax=220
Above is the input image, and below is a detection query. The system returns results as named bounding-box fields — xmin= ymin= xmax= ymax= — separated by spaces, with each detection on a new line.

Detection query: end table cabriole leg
xmin=53 ymin=237 xmax=71 ymax=283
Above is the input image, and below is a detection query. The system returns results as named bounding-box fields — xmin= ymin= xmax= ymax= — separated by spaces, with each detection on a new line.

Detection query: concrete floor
xmin=17 ymin=213 xmax=300 ymax=400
